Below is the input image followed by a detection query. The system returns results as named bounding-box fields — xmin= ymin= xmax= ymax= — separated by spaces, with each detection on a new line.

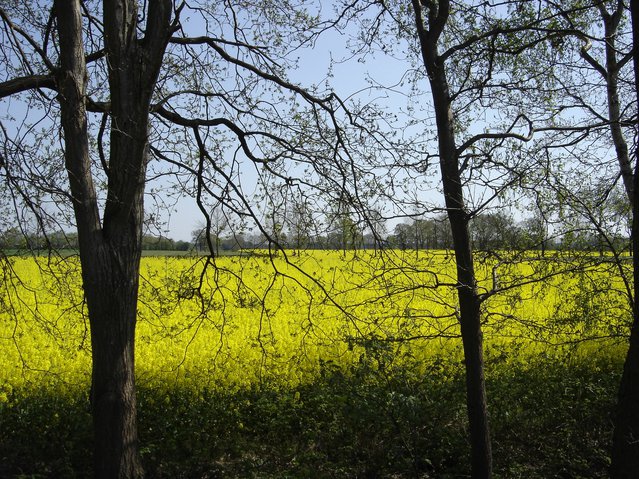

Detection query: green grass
xmin=0 ymin=350 xmax=622 ymax=478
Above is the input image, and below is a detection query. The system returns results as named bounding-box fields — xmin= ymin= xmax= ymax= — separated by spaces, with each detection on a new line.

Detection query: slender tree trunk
xmin=603 ymin=6 xmax=634 ymax=205
xmin=583 ymin=4 xmax=634 ymax=204
xmin=438 ymin=114 xmax=492 ymax=479
xmin=411 ymin=1 xmax=492 ymax=477
xmin=611 ymin=1 xmax=639 ymax=476
xmin=450 ymin=211 xmax=492 ymax=479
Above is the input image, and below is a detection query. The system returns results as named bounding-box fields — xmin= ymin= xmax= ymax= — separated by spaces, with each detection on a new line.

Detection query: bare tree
xmin=287 ymin=191 xmax=316 ymax=251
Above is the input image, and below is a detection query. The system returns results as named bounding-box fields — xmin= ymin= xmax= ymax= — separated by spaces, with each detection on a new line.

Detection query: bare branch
xmin=0 ymin=74 xmax=56 ymax=98
xmin=0 ymin=6 xmax=55 ymax=71
xmin=456 ymin=114 xmax=534 ymax=156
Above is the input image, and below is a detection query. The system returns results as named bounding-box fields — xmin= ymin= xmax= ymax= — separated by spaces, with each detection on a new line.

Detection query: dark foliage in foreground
xmin=0 ymin=351 xmax=620 ymax=478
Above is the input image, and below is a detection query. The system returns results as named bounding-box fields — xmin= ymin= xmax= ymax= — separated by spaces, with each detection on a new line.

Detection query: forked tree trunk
xmin=54 ymin=0 xmax=172 ymax=476
xmin=611 ymin=1 xmax=639 ymax=476
xmin=55 ymin=1 xmax=146 ymax=474
xmin=411 ymin=1 xmax=492 ymax=477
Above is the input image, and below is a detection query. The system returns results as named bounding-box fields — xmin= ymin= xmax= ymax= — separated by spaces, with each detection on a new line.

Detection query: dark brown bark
xmin=0 ymin=74 xmax=56 ymax=96
xmin=611 ymin=1 xmax=639 ymax=477
xmin=86 ymin=249 xmax=144 ymax=479
xmin=411 ymin=1 xmax=492 ymax=477
xmin=54 ymin=1 xmax=144 ymax=477
xmin=54 ymin=1 xmax=173 ymax=477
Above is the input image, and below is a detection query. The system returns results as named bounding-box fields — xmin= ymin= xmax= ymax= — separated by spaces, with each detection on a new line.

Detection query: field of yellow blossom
xmin=0 ymin=249 xmax=629 ymax=478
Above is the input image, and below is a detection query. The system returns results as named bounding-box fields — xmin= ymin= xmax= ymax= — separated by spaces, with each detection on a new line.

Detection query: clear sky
xmin=160 ymin=8 xmax=432 ymax=241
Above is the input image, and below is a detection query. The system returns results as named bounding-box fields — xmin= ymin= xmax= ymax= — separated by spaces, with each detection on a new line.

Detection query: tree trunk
xmin=603 ymin=6 xmax=634 ymax=204
xmin=411 ymin=1 xmax=492 ymax=477
xmin=440 ymin=119 xmax=492 ymax=479
xmin=611 ymin=1 xmax=639 ymax=476
xmin=55 ymin=1 xmax=146 ymax=474
xmin=85 ymin=242 xmax=144 ymax=479
xmin=54 ymin=0 xmax=173 ymax=476
xmin=54 ymin=1 xmax=144 ymax=476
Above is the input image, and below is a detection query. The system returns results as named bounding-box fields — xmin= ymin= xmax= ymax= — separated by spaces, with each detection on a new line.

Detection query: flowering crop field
xmin=0 ymin=250 xmax=630 ymax=477
xmin=0 ymin=250 xmax=628 ymax=397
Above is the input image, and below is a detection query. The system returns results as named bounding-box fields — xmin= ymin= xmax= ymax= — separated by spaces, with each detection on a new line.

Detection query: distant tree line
xmin=187 ymin=210 xmax=631 ymax=254
xmin=0 ymin=228 xmax=190 ymax=252
xmin=2 ymin=210 xmax=628 ymax=254
xmin=336 ymin=211 xmax=629 ymax=253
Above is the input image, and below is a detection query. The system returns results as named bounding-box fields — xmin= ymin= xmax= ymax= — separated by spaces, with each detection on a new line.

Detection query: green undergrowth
xmin=0 ymin=348 xmax=623 ymax=479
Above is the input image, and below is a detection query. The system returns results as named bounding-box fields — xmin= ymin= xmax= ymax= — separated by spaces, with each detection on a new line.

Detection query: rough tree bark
xmin=410 ymin=1 xmax=492 ymax=477
xmin=54 ymin=0 xmax=173 ymax=477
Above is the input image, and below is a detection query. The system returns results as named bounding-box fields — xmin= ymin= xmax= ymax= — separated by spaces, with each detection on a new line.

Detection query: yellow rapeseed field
xmin=0 ymin=250 xmax=629 ymax=398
